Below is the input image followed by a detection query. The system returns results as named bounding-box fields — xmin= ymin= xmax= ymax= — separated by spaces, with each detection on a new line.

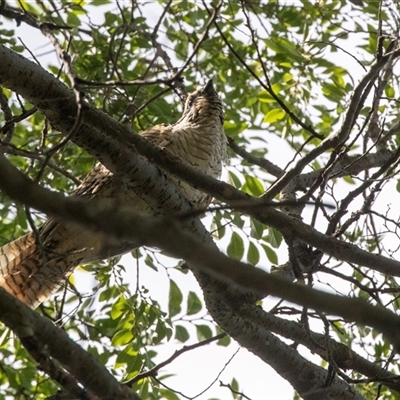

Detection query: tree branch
xmin=263 ymin=45 xmax=400 ymax=200
xmin=2 ymin=44 xmax=400 ymax=281
xmin=126 ymin=333 xmax=226 ymax=385
xmin=0 ymin=286 xmax=140 ymax=400
xmin=1 ymin=154 xmax=400 ymax=354
xmin=238 ymin=305 xmax=400 ymax=393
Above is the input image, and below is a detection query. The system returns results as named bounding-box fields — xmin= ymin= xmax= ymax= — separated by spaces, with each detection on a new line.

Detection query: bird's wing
xmin=72 ymin=163 xmax=113 ymax=198
xmin=71 ymin=124 xmax=173 ymax=199
xmin=139 ymin=124 xmax=173 ymax=147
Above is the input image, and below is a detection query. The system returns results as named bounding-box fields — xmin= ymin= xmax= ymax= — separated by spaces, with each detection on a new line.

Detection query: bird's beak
xmin=201 ymin=79 xmax=217 ymax=96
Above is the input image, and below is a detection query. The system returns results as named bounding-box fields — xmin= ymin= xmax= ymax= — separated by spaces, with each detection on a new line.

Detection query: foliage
xmin=1 ymin=0 xmax=400 ymax=399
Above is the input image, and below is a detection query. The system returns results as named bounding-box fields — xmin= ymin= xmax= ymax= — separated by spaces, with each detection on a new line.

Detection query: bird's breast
xmin=170 ymin=125 xmax=225 ymax=174
xmin=166 ymin=123 xmax=226 ymax=208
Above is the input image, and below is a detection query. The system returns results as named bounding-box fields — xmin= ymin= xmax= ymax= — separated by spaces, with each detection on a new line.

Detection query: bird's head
xmin=179 ymin=79 xmax=224 ymax=127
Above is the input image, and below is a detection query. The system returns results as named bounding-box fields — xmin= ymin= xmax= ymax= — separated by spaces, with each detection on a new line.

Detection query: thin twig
xmin=227 ymin=136 xmax=284 ymax=177
xmin=126 ymin=333 xmax=226 ymax=385
xmin=263 ymin=46 xmax=400 ymax=201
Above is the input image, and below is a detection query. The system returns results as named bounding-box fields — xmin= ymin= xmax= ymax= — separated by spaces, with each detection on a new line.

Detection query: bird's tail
xmin=0 ymin=232 xmax=74 ymax=308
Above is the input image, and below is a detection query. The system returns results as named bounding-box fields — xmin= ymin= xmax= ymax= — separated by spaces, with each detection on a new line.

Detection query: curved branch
xmin=127 ymin=333 xmax=226 ymax=385
xmin=1 ymin=43 xmax=400 ymax=280
xmin=239 ymin=305 xmax=400 ymax=393
xmin=227 ymin=136 xmax=284 ymax=177
xmin=207 ymin=298 xmax=365 ymax=400
xmin=263 ymin=45 xmax=400 ymax=200
xmin=0 ymin=44 xmax=209 ymax=242
xmin=1 ymin=154 xmax=400 ymax=354
xmin=0 ymin=287 xmax=140 ymax=400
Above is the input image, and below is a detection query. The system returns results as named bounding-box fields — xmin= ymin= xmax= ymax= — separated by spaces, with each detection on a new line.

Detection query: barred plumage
xmin=0 ymin=80 xmax=226 ymax=307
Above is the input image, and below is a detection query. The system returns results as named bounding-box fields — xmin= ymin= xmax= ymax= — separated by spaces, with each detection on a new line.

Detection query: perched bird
xmin=0 ymin=79 xmax=226 ymax=308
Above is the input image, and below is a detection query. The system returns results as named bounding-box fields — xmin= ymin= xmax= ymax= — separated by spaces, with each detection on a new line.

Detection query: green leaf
xmin=159 ymin=389 xmax=181 ymax=400
xmin=153 ymin=320 xmax=169 ymax=344
xmin=385 ymin=85 xmax=395 ymax=98
xmin=228 ymin=171 xmax=242 ymax=188
xmin=266 ymin=37 xmax=298 ymax=56
xmin=250 ymin=218 xmax=264 ymax=240
xmin=227 ymin=232 xmax=245 ymax=260
xmin=247 ymin=242 xmax=260 ymax=266
xmin=187 ymin=291 xmax=202 ymax=315
xmin=126 ymin=355 xmax=143 ymax=378
xmin=322 ymin=83 xmax=345 ymax=102
xmin=66 ymin=12 xmax=80 ymax=26
xmin=217 ymin=334 xmax=231 ymax=347
xmin=196 ymin=324 xmax=213 ymax=341
xmin=211 ymin=217 xmax=226 ymax=240
xmin=115 ymin=347 xmax=138 ymax=368
xmin=232 ymin=212 xmax=245 ymax=229
xmin=231 ymin=377 xmax=239 ymax=392
xmin=90 ymin=0 xmax=110 ymax=5
xmin=110 ymin=295 xmax=128 ymax=320
xmin=282 ymin=72 xmax=293 ymax=82
xmin=264 ymin=228 xmax=283 ymax=248
xmin=224 ymin=121 xmax=248 ymax=136
xmin=258 ymin=90 xmax=275 ymax=103
xmin=144 ymin=254 xmax=158 ymax=271
xmin=98 ymin=287 xmax=116 ymax=302
xmin=175 ymin=325 xmax=190 ymax=342
xmin=243 ymin=175 xmax=264 ymax=197
xmin=263 ymin=108 xmax=285 ymax=123
xmin=261 ymin=244 xmax=278 ymax=264
xmin=111 ymin=329 xmax=134 ymax=346
xmin=343 ymin=175 xmax=355 ymax=184
xmin=168 ymin=280 xmax=183 ymax=317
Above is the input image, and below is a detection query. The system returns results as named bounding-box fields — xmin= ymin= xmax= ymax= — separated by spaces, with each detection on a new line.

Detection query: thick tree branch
xmin=239 ymin=306 xmax=400 ymax=393
xmin=0 ymin=286 xmax=140 ymax=400
xmin=0 ymin=151 xmax=365 ymax=399
xmin=1 ymin=154 xmax=400 ymax=354
xmin=1 ymin=44 xmax=400 ymax=280
xmin=207 ymin=299 xmax=365 ymax=400
xmin=263 ymin=45 xmax=400 ymax=200
xmin=1 ymin=41 xmax=400 ymax=397
xmin=0 ymin=45 xmax=211 ymax=246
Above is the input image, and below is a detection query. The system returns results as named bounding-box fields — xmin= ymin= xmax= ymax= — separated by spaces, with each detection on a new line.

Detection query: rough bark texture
xmin=0 ymin=71 xmax=225 ymax=307
xmin=0 ymin=44 xmax=393 ymax=399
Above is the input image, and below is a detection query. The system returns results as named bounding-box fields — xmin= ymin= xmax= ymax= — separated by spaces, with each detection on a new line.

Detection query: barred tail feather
xmin=0 ymin=233 xmax=38 ymax=304
xmin=0 ymin=232 xmax=76 ymax=308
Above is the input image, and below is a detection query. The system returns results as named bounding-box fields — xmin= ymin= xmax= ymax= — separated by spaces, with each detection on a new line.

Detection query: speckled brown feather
xmin=0 ymin=80 xmax=226 ymax=307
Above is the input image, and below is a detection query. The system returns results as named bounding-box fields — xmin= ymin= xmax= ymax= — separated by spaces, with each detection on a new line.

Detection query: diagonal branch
xmin=209 ymin=0 xmax=323 ymax=141
xmin=0 ymin=155 xmax=367 ymax=399
xmin=239 ymin=305 xmax=400 ymax=393
xmin=127 ymin=333 xmax=226 ymax=385
xmin=1 ymin=44 xmax=400 ymax=280
xmin=0 ymin=286 xmax=140 ymax=400
xmin=263 ymin=45 xmax=400 ymax=200
xmin=1 ymin=154 xmax=400 ymax=353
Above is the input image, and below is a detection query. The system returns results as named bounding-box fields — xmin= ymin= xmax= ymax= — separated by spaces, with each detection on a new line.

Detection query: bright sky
xmin=1 ymin=6 xmax=297 ymax=400
xmin=2 ymin=2 xmax=397 ymax=400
